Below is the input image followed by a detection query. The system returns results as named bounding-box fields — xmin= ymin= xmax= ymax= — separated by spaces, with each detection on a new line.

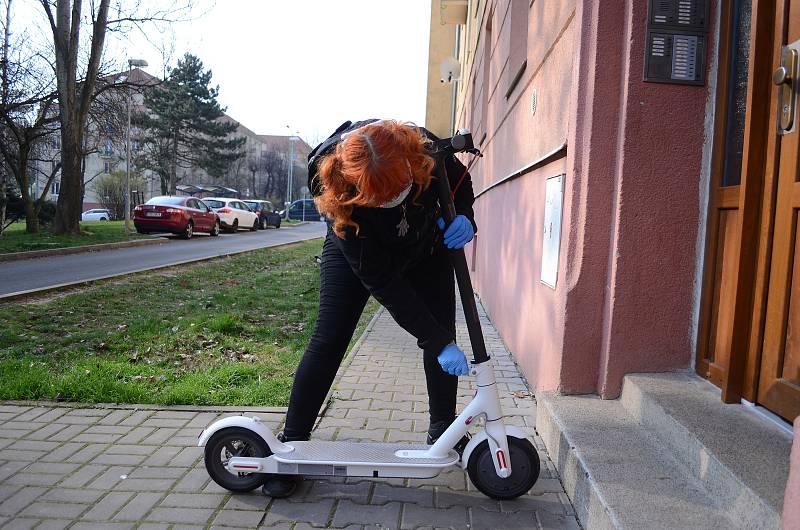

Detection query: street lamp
xmin=125 ymin=58 xmax=148 ymax=234
xmin=285 ymin=126 xmax=299 ymax=220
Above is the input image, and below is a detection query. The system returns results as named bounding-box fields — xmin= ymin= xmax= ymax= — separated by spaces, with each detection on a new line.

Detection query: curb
xmin=0 ymin=236 xmax=324 ymax=303
xmin=0 ymin=236 xmax=168 ymax=263
xmin=0 ymin=400 xmax=288 ymax=414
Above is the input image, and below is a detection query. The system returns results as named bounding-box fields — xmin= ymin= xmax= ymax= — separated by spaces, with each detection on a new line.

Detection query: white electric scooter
xmin=198 ymin=130 xmax=541 ymax=500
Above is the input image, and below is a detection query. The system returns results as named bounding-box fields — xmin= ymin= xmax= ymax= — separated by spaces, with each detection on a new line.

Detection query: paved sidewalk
xmin=0 ymin=303 xmax=578 ymax=529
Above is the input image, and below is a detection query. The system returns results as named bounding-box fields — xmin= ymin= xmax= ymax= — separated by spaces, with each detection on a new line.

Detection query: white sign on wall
xmin=541 ymin=174 xmax=564 ymax=289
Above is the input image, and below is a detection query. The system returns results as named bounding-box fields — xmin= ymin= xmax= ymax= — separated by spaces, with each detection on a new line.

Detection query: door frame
xmin=696 ymin=0 xmax=779 ymax=404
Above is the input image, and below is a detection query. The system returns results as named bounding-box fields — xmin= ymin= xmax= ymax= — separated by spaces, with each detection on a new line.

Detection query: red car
xmin=134 ymin=196 xmax=220 ymax=239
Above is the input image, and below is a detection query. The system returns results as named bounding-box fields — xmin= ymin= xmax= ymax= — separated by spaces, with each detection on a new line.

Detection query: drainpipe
xmin=450 ymin=24 xmax=461 ymax=136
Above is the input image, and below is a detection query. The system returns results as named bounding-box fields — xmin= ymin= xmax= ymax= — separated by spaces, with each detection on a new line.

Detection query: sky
xmin=116 ymin=0 xmax=433 ymax=146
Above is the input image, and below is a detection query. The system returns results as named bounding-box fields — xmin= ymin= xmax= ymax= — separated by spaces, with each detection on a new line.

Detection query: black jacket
xmin=307 ymin=120 xmax=477 ymax=355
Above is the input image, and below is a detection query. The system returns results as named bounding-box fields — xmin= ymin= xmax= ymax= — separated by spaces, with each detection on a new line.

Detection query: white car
xmin=81 ymin=208 xmax=112 ymax=221
xmin=201 ymin=198 xmax=259 ymax=233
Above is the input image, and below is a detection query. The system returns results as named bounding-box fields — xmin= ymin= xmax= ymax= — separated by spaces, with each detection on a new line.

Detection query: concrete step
xmin=536 ymin=372 xmax=794 ymax=529
xmin=537 ymin=391 xmax=736 ymax=530
xmin=620 ymin=372 xmax=793 ymax=529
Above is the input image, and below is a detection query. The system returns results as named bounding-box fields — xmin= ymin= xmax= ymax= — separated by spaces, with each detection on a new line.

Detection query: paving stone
xmin=87 ymin=466 xmax=135 ymax=489
xmin=110 ymin=478 xmax=176 ymax=492
xmin=81 ymin=492 xmax=135 ymax=520
xmin=407 ymin=469 xmax=466 ymax=491
xmin=42 ymin=488 xmax=106 ymax=504
xmin=168 ymin=446 xmax=202 ymax=467
xmin=171 ymin=468 xmax=210 ymax=492
xmin=160 ymin=493 xmax=223 ymax=509
xmin=137 ymin=524 xmax=169 ymax=530
xmin=212 ymin=509 xmax=265 ymax=528
xmin=0 ymin=486 xmax=48 ymax=517
xmin=117 ymin=410 xmax=154 ymax=426
xmin=40 ymin=442 xmax=84 ymax=463
xmin=1 ymin=517 xmax=39 ymax=529
xmin=151 ymin=410 xmax=198 ymax=420
xmin=304 ymin=480 xmax=371 ymax=503
xmin=96 ymin=409 xmax=135 ymax=426
xmin=140 ymin=429 xmax=179 ymax=446
xmin=262 ymin=498 xmax=334 ymax=527
xmin=145 ymin=507 xmax=216 ymax=524
xmin=125 ymin=466 xmax=185 ymax=479
xmin=140 ymin=446 xmax=181 ymax=466
xmin=71 ymin=523 xmax=134 ymax=530
xmin=332 ymin=499 xmax=401 ymax=529
xmin=92 ymin=453 xmax=147 ymax=466
xmin=35 ymin=519 xmax=73 ymax=530
xmin=371 ymin=484 xmax=434 ymax=507
xmin=25 ymin=423 xmax=71 ymax=442
xmin=5 ymin=472 xmax=64 ymax=487
xmin=112 ymin=492 xmax=163 ymax=521
xmin=435 ymin=488 xmax=501 ymax=512
xmin=141 ymin=418 xmax=189 ymax=429
xmin=0 ymin=450 xmax=47 ymax=462
xmin=0 ymin=461 xmax=27 ymax=481
xmin=20 ymin=500 xmax=87 ymax=519
xmin=0 ymin=485 xmax=19 ymax=502
xmin=83 ymin=425 xmax=134 ymax=435
xmin=66 ymin=444 xmax=109 ymax=464
xmin=102 ymin=444 xmax=154 ymax=456
xmin=221 ymin=494 xmax=270 ymax=511
xmin=471 ymin=506 xmax=539 ymax=528
xmin=114 ymin=427 xmax=156 ymax=445
xmin=401 ymin=503 xmax=469 ymax=529
xmin=60 ymin=464 xmax=107 ymax=488
xmin=537 ymin=511 xmax=581 ymax=530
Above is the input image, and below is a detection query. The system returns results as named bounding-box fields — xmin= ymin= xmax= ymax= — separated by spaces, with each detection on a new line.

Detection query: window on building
xmin=50 ymin=137 xmax=61 ymax=150
xmin=102 ymin=139 xmax=114 ymax=156
xmin=505 ymin=0 xmax=529 ymax=99
xmin=104 ymin=161 xmax=113 ymax=174
xmin=52 ymin=181 xmax=60 ymax=195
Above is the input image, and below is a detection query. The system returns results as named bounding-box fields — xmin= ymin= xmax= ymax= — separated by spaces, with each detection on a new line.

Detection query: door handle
xmin=775 ymin=47 xmax=799 ymax=134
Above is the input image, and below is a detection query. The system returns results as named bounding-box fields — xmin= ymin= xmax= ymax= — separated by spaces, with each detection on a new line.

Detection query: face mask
xmin=379 ymin=183 xmax=412 ymax=208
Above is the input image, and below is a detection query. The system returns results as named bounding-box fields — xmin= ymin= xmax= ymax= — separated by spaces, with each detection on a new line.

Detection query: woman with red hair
xmin=263 ymin=119 xmax=477 ymax=497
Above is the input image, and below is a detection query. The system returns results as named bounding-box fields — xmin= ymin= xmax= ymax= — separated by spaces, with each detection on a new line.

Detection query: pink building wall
xmin=460 ymin=0 xmax=708 ymax=397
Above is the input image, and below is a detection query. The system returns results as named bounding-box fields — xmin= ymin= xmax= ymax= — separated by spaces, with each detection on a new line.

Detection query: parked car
xmin=243 ymin=200 xmax=281 ymax=229
xmin=81 ymin=208 xmax=113 ymax=221
xmin=202 ymin=197 xmax=259 ymax=233
xmin=133 ymin=196 xmax=220 ymax=239
xmin=281 ymin=199 xmax=323 ymax=221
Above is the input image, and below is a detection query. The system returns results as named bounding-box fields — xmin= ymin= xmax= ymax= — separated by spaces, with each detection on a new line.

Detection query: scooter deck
xmin=273 ymin=441 xmax=459 ymax=467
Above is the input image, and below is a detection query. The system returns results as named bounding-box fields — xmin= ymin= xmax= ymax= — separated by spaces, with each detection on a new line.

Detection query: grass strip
xmin=0 ymin=239 xmax=379 ymax=406
xmin=0 ymin=221 xmax=154 ymax=254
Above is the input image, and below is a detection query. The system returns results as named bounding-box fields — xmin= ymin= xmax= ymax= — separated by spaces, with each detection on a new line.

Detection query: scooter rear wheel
xmin=466 ymin=436 xmax=540 ymax=500
xmin=204 ymin=427 xmax=270 ymax=492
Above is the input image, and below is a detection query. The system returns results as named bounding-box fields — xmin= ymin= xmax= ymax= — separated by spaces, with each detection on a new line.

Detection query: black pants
xmin=282 ymin=233 xmax=459 ymax=440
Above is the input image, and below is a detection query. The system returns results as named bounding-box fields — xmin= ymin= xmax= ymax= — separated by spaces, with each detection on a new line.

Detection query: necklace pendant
xmin=396 ymin=206 xmax=410 ymax=237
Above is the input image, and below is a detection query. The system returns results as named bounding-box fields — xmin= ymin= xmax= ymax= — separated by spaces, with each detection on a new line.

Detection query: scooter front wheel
xmin=467 ymin=436 xmax=540 ymax=499
xmin=204 ymin=427 xmax=270 ymax=492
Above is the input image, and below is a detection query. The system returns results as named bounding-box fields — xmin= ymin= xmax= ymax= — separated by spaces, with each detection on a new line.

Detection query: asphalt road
xmin=0 ymin=222 xmax=328 ymax=298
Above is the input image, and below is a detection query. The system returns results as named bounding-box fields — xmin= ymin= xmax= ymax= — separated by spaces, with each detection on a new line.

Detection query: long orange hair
xmin=315 ymin=120 xmax=435 ymax=237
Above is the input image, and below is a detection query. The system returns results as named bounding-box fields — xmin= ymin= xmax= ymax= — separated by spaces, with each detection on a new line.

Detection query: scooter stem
xmin=433 ymin=146 xmax=490 ymax=365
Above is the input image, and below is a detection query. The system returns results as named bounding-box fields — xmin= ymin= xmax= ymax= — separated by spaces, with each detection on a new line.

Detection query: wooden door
xmin=757 ymin=0 xmax=800 ymax=421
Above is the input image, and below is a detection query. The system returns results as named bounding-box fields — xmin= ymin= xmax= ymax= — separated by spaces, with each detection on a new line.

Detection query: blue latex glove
xmin=437 ymin=343 xmax=470 ymax=376
xmin=436 ymin=215 xmax=475 ymax=249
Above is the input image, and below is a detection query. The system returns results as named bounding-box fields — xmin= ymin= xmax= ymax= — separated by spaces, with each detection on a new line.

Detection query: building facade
xmin=427 ymin=0 xmax=799 ymax=525
xmin=29 ymin=68 xmax=309 ymax=214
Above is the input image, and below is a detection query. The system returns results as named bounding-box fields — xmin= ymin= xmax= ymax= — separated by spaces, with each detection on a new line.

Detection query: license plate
xmin=145 ymin=212 xmax=162 ymax=217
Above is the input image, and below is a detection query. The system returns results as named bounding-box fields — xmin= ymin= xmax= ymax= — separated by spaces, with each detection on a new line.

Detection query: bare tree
xmin=92 ymin=170 xmax=143 ymax=219
xmin=40 ymin=0 xmax=195 ymax=234
xmin=0 ymin=0 xmax=62 ymax=234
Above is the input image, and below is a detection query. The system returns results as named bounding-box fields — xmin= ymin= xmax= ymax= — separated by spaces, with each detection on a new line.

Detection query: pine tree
xmin=137 ymin=53 xmax=245 ymax=194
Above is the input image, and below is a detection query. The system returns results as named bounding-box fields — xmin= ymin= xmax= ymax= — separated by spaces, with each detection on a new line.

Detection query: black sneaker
xmin=261 ymin=474 xmax=299 ymax=498
xmin=261 ymin=432 xmax=302 ymax=498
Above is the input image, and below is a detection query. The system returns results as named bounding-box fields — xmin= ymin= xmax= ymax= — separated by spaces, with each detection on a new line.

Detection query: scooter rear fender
xmin=197 ymin=415 xmax=293 ymax=454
